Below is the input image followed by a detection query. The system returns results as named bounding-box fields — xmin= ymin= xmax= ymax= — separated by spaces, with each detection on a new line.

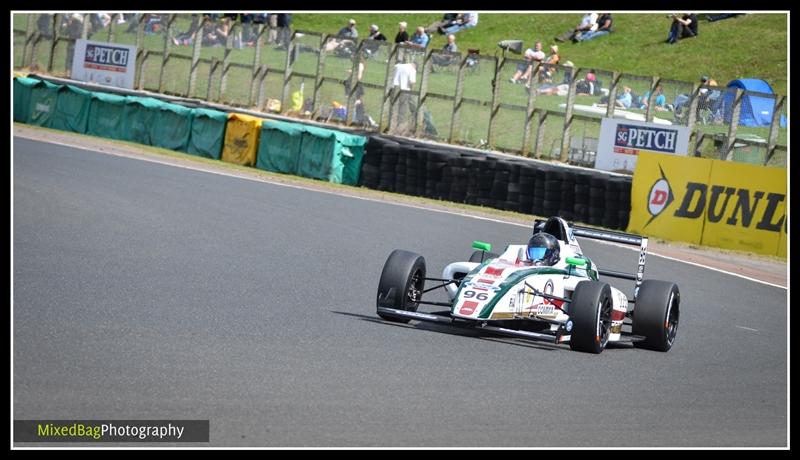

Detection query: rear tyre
xmin=569 ymin=281 xmax=613 ymax=354
xmin=633 ymin=280 xmax=680 ymax=352
xmin=376 ymin=250 xmax=426 ymax=323
xmin=469 ymin=250 xmax=500 ymax=263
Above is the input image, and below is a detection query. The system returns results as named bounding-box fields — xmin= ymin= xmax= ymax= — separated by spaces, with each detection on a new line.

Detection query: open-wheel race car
xmin=376 ymin=216 xmax=680 ymax=353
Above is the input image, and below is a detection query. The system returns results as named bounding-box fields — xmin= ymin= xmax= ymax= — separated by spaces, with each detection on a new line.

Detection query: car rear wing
xmin=533 ymin=219 xmax=648 ymax=300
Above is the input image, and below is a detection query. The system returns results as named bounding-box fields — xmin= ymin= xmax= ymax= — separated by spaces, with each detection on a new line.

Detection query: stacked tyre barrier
xmin=362 ymin=135 xmax=633 ymax=231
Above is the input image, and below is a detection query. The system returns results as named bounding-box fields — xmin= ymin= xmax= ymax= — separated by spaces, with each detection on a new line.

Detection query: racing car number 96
xmin=463 ymin=290 xmax=489 ymax=301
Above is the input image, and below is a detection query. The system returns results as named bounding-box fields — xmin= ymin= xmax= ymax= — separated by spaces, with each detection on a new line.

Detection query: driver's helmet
xmin=526 ymin=232 xmax=560 ymax=266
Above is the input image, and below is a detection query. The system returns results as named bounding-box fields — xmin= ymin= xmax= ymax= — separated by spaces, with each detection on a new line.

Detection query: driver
xmin=525 ymin=232 xmax=560 ymax=266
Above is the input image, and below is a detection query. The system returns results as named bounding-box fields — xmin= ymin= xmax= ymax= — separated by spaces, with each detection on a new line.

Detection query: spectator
xmin=538 ymin=44 xmax=560 ymax=83
xmin=275 ymin=13 xmax=292 ymax=50
xmin=266 ymin=13 xmax=279 ymax=43
xmin=509 ymin=42 xmax=544 ymax=85
xmin=706 ymin=13 xmax=743 ymax=22
xmin=441 ymin=12 xmax=478 ymax=35
xmin=555 ymin=12 xmax=598 ymax=43
xmin=575 ymin=71 xmax=597 ymax=95
xmin=367 ymin=24 xmax=386 ymax=41
xmin=432 ymin=34 xmax=458 ymax=68
xmin=640 ymin=85 xmax=669 ymax=111
xmin=395 ymin=21 xmax=409 ymax=44
xmin=666 ymin=13 xmax=698 ymax=44
xmin=324 ymin=19 xmax=358 ymax=53
xmin=406 ymin=26 xmax=430 ymax=50
xmin=391 ymin=61 xmax=418 ymax=135
xmin=574 ymin=13 xmax=613 ymax=42
xmin=615 ymin=86 xmax=633 ymax=109
xmin=344 ymin=57 xmax=372 ymax=126
xmin=426 ymin=13 xmax=459 ymax=35
xmin=698 ymin=75 xmax=723 ymax=122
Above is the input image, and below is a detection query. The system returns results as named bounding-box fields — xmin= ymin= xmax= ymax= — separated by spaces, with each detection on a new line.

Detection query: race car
xmin=375 ymin=216 xmax=680 ymax=353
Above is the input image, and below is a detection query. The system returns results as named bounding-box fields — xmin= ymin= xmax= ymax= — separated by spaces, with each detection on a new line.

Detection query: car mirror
xmin=472 ymin=241 xmax=492 ymax=252
xmin=566 ymin=257 xmax=587 ymax=266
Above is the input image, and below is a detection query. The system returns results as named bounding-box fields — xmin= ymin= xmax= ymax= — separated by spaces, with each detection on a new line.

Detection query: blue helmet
xmin=526 ymin=232 xmax=560 ymax=266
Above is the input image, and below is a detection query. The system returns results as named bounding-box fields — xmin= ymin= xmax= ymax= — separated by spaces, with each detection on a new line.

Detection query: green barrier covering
xmin=187 ymin=108 xmax=227 ymax=159
xmin=48 ymin=85 xmax=92 ymax=134
xmin=122 ymin=96 xmax=165 ymax=145
xmin=296 ymin=125 xmax=366 ymax=185
xmin=87 ymin=92 xmax=128 ymax=140
xmin=14 ymin=76 xmax=41 ymax=123
xmin=26 ymin=79 xmax=62 ymax=127
xmin=256 ymin=120 xmax=305 ymax=175
xmin=151 ymin=102 xmax=193 ymax=152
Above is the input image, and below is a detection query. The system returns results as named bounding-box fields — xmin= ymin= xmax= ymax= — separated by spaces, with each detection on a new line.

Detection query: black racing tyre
xmin=377 ymin=250 xmax=427 ymax=323
xmin=633 ymin=280 xmax=680 ymax=352
xmin=469 ymin=250 xmax=500 ymax=263
xmin=569 ymin=281 xmax=613 ymax=354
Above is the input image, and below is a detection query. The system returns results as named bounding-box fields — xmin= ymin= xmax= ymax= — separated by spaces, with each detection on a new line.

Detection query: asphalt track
xmin=13 ymin=136 xmax=787 ymax=447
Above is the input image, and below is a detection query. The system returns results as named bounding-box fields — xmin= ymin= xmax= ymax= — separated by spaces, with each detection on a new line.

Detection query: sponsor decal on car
xmin=459 ymin=301 xmax=479 ymax=315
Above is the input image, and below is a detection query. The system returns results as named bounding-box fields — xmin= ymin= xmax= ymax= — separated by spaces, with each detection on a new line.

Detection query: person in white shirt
xmin=391 ymin=62 xmax=418 ymax=133
xmin=442 ymin=13 xmax=478 ymax=35
xmin=555 ymin=12 xmax=598 ymax=42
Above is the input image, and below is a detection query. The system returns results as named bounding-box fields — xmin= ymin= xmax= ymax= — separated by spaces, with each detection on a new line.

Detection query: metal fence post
xmin=81 ymin=14 xmax=91 ymax=39
xmin=312 ymin=34 xmax=328 ymax=119
xmin=207 ymin=57 xmax=219 ymax=101
xmin=134 ymin=15 xmax=147 ymax=89
xmin=138 ymin=51 xmax=148 ymax=90
xmin=645 ymin=76 xmax=660 ymax=123
xmin=22 ymin=14 xmax=34 ymax=68
xmin=46 ymin=14 xmax=61 ymax=73
xmin=218 ymin=20 xmax=235 ymax=102
xmin=379 ymin=44 xmax=398 ymax=132
xmin=486 ymin=55 xmax=501 ymax=149
xmin=688 ymin=84 xmax=702 ymax=155
xmin=414 ymin=50 xmax=432 ymax=135
xmin=604 ymin=71 xmax=620 ymax=118
xmin=520 ymin=64 xmax=538 ymax=157
xmin=347 ymin=41 xmax=366 ymax=126
xmin=721 ymin=88 xmax=743 ymax=159
xmin=107 ymin=13 xmax=118 ymax=42
xmin=187 ymin=16 xmax=207 ymax=98
xmin=248 ymin=24 xmax=265 ymax=106
xmin=559 ymin=65 xmax=578 ymax=162
xmin=765 ymin=95 xmax=785 ymax=164
xmin=448 ymin=54 xmax=467 ymax=144
xmin=158 ymin=14 xmax=177 ymax=93
xmin=281 ymin=32 xmax=295 ymax=113
xmin=534 ymin=110 xmax=548 ymax=159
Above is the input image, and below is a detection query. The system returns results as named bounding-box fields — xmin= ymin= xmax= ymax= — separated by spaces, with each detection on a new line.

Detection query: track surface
xmin=13 ymin=137 xmax=787 ymax=447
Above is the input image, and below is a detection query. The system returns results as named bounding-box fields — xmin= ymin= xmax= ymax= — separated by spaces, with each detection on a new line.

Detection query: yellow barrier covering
xmin=628 ymin=153 xmax=712 ymax=245
xmin=630 ymin=153 xmax=787 ymax=256
xmin=700 ymin=161 xmax=786 ymax=256
xmin=222 ymin=113 xmax=263 ymax=166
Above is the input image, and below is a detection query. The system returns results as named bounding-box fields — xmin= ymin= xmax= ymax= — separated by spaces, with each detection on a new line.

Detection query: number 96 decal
xmin=463 ymin=290 xmax=489 ymax=301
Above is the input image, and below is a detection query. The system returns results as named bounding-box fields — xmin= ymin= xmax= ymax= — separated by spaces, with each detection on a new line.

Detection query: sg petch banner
xmin=71 ymin=39 xmax=136 ymax=89
xmin=629 ymin=152 xmax=787 ymax=257
xmin=596 ymin=118 xmax=691 ymax=174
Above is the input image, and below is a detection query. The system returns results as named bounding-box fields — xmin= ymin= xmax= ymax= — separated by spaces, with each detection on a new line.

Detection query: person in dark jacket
xmin=666 ymin=13 xmax=698 ymax=44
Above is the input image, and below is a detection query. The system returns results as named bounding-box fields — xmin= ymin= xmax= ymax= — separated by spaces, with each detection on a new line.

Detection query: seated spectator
xmin=537 ymin=44 xmax=560 ymax=83
xmin=640 ymin=85 xmax=669 ymax=111
xmin=395 ymin=21 xmax=409 ymax=44
xmin=426 ymin=13 xmax=459 ymax=35
xmin=666 ymin=13 xmax=697 ymax=44
xmin=432 ymin=34 xmax=458 ymax=68
xmin=697 ymin=75 xmax=723 ymax=122
xmin=364 ymin=24 xmax=387 ymax=57
xmin=324 ymin=18 xmax=359 ymax=54
xmin=555 ymin=12 xmax=598 ymax=43
xmin=575 ymin=70 xmax=598 ymax=95
xmin=615 ymin=86 xmax=633 ymax=109
xmin=509 ymin=42 xmax=545 ymax=85
xmin=706 ymin=13 xmax=743 ymax=22
xmin=441 ymin=13 xmax=478 ymax=35
xmin=574 ymin=13 xmax=613 ymax=42
xmin=405 ymin=26 xmax=430 ymax=50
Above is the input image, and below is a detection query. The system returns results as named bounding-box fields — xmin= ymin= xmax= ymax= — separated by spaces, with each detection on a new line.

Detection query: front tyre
xmin=376 ymin=250 xmax=426 ymax=323
xmin=569 ymin=281 xmax=613 ymax=354
xmin=633 ymin=280 xmax=680 ymax=352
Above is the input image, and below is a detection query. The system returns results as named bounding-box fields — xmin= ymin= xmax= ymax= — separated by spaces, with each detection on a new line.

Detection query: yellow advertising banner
xmin=221 ymin=113 xmax=263 ymax=166
xmin=628 ymin=153 xmax=713 ymax=245
xmin=700 ymin=161 xmax=787 ymax=256
xmin=630 ymin=153 xmax=787 ymax=256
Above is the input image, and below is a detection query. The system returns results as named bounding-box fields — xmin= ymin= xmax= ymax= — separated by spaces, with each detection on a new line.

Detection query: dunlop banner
xmin=629 ymin=153 xmax=787 ymax=256
xmin=700 ymin=160 xmax=786 ymax=256
xmin=628 ymin=153 xmax=712 ymax=245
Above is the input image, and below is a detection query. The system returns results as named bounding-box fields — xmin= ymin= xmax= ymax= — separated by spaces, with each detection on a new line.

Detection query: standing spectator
xmin=441 ymin=13 xmax=478 ymax=35
xmin=391 ymin=61 xmax=417 ymax=134
xmin=555 ymin=12 xmax=598 ymax=42
xmin=666 ymin=13 xmax=697 ymax=44
xmin=574 ymin=13 xmax=613 ymax=42
xmin=432 ymin=34 xmax=458 ymax=67
xmin=406 ymin=26 xmax=430 ymax=50
xmin=395 ymin=21 xmax=409 ymax=44
xmin=367 ymin=24 xmax=386 ymax=41
xmin=62 ymin=14 xmax=84 ymax=70
xmin=275 ymin=13 xmax=292 ymax=50
xmin=266 ymin=13 xmax=279 ymax=43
